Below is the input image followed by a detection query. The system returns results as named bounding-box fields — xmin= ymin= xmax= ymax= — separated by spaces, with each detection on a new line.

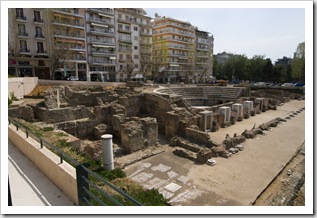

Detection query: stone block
xmin=196 ymin=148 xmax=213 ymax=164
xmin=121 ymin=121 xmax=144 ymax=154
xmin=140 ymin=117 xmax=158 ymax=146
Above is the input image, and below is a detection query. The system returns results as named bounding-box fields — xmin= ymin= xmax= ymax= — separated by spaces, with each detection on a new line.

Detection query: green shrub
xmin=95 ymin=167 xmax=126 ymax=181
xmin=10 ymin=92 xmax=18 ymax=101
xmin=8 ymin=98 xmax=12 ymax=105
xmin=42 ymin=127 xmax=54 ymax=132
xmin=133 ymin=188 xmax=169 ymax=206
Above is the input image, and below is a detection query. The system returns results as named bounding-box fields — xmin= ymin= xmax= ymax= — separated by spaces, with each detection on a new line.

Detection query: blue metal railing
xmin=8 ymin=118 xmax=143 ymax=206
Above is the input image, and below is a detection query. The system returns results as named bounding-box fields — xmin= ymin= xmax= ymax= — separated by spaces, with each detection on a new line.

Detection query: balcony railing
xmin=53 ymin=19 xmax=84 ymax=28
xmin=88 ymin=17 xmax=114 ymax=25
xmin=118 ymin=38 xmax=132 ymax=43
xmin=35 ymin=34 xmax=45 ymax=38
xmin=33 ymin=18 xmax=43 ymax=23
xmin=20 ymin=48 xmax=30 ymax=53
xmin=89 ymin=39 xmax=115 ymax=45
xmin=90 ymin=8 xmax=114 ymax=15
xmin=37 ymin=50 xmax=47 ymax=54
xmin=90 ymin=48 xmax=115 ymax=54
xmin=90 ymin=28 xmax=115 ymax=35
xmin=16 ymin=15 xmax=26 ymax=20
xmin=54 ymin=32 xmax=85 ymax=39
xmin=117 ymin=28 xmax=132 ymax=33
xmin=89 ymin=59 xmax=116 ymax=64
xmin=53 ymin=8 xmax=83 ymax=17
xmin=118 ymin=47 xmax=132 ymax=52
xmin=18 ymin=32 xmax=28 ymax=37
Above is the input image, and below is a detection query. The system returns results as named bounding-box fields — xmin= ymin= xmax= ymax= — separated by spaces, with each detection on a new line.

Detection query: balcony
xmin=69 ymin=45 xmax=86 ymax=51
xmin=117 ymin=18 xmax=131 ymax=24
xmin=35 ymin=34 xmax=45 ymax=39
xmin=54 ymin=32 xmax=85 ymax=41
xmin=33 ymin=18 xmax=44 ymax=23
xmin=89 ymin=28 xmax=115 ymax=36
xmin=88 ymin=59 xmax=116 ymax=65
xmin=90 ymin=48 xmax=115 ymax=55
xmin=18 ymin=32 xmax=28 ymax=37
xmin=88 ymin=8 xmax=114 ymax=16
xmin=154 ymin=29 xmax=194 ymax=37
xmin=37 ymin=50 xmax=47 ymax=54
xmin=53 ymin=9 xmax=83 ymax=17
xmin=118 ymin=47 xmax=132 ymax=52
xmin=89 ymin=39 xmax=115 ymax=46
xmin=53 ymin=19 xmax=84 ymax=29
xmin=16 ymin=15 xmax=27 ymax=21
xmin=20 ymin=48 xmax=30 ymax=53
xmin=118 ymin=38 xmax=132 ymax=44
xmin=87 ymin=17 xmax=114 ymax=26
xmin=118 ymin=28 xmax=132 ymax=34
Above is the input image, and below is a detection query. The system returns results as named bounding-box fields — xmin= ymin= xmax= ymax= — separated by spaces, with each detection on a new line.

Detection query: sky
xmin=145 ymin=8 xmax=305 ymax=63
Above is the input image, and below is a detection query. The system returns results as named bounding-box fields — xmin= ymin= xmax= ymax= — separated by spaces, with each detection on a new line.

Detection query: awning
xmin=110 ymin=56 xmax=116 ymax=60
xmin=170 ymin=64 xmax=179 ymax=67
xmin=91 ymin=22 xmax=108 ymax=28
xmin=98 ymin=13 xmax=114 ymax=18
xmin=92 ymin=44 xmax=113 ymax=48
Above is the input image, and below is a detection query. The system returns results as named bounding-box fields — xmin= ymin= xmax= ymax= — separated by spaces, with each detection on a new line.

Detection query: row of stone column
xmin=199 ymin=98 xmax=265 ymax=132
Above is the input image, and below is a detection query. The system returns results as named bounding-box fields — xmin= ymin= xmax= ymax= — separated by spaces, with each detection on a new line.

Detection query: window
xmin=134 ymin=36 xmax=138 ymax=41
xmin=118 ymin=14 xmax=122 ymax=19
xmin=35 ymin=26 xmax=42 ymax=37
xmin=16 ymin=8 xmax=24 ymax=19
xmin=18 ymin=24 xmax=26 ymax=35
xmin=119 ymin=54 xmax=123 ymax=60
xmin=38 ymin=60 xmax=45 ymax=66
xmin=37 ymin=42 xmax=44 ymax=53
xmin=20 ymin=40 xmax=27 ymax=52
xmin=134 ymin=55 xmax=138 ymax=59
xmin=34 ymin=10 xmax=41 ymax=22
xmin=134 ymin=46 xmax=138 ymax=50
xmin=125 ymin=15 xmax=129 ymax=20
xmin=135 ymin=64 xmax=139 ymax=68
xmin=125 ymin=25 xmax=130 ymax=31
xmin=133 ymin=26 xmax=138 ymax=31
xmin=118 ymin=24 xmax=123 ymax=30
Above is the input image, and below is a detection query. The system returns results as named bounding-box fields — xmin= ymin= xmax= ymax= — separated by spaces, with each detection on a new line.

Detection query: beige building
xmin=115 ymin=8 xmax=152 ymax=82
xmin=8 ymin=8 xmax=50 ymax=78
xmin=152 ymin=16 xmax=214 ymax=83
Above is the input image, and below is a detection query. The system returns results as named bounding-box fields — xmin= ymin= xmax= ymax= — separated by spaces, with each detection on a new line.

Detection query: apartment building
xmin=195 ymin=29 xmax=214 ymax=82
xmin=8 ymin=8 xmax=50 ymax=79
xmin=115 ymin=8 xmax=152 ymax=82
xmin=152 ymin=16 xmax=214 ymax=83
xmin=85 ymin=8 xmax=116 ymax=82
xmin=152 ymin=17 xmax=196 ymax=83
xmin=50 ymin=8 xmax=87 ymax=80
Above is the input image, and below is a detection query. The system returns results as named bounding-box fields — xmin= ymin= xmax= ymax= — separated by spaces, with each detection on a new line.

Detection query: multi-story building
xmin=195 ymin=29 xmax=214 ymax=82
xmin=8 ymin=8 xmax=50 ymax=78
xmin=85 ymin=8 xmax=116 ymax=82
xmin=115 ymin=8 xmax=152 ymax=82
xmin=152 ymin=16 xmax=196 ymax=83
xmin=274 ymin=56 xmax=292 ymax=67
xmin=50 ymin=8 xmax=87 ymax=80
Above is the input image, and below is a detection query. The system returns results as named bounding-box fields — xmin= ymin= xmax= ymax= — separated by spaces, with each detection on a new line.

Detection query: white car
xmin=69 ymin=76 xmax=79 ymax=81
xmin=281 ymin=83 xmax=294 ymax=87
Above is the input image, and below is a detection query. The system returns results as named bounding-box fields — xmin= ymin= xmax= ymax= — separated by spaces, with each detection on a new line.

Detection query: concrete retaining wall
xmin=8 ymin=77 xmax=38 ymax=99
xmin=8 ymin=125 xmax=78 ymax=205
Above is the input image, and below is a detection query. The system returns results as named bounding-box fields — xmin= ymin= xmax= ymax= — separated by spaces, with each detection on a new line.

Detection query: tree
xmin=124 ymin=58 xmax=137 ymax=81
xmin=246 ymin=55 xmax=267 ymax=81
xmin=263 ymin=58 xmax=273 ymax=82
xmin=291 ymin=42 xmax=305 ymax=82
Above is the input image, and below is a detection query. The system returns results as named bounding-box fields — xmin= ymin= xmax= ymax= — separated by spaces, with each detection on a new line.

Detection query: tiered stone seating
xmin=204 ymin=87 xmax=242 ymax=99
xmin=171 ymin=87 xmax=205 ymax=99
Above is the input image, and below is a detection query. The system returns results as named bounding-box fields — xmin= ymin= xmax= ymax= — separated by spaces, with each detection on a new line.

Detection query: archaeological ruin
xmin=8 ymin=84 xmax=305 ymax=167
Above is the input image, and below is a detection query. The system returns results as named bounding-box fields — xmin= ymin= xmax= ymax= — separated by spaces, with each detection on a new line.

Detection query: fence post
xmin=76 ymin=164 xmax=90 ymax=206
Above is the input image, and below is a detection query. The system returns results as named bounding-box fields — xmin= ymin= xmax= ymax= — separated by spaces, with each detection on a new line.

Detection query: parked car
xmin=281 ymin=83 xmax=294 ymax=87
xmin=254 ymin=82 xmax=266 ymax=86
xmin=69 ymin=76 xmax=79 ymax=81
xmin=293 ymin=83 xmax=305 ymax=87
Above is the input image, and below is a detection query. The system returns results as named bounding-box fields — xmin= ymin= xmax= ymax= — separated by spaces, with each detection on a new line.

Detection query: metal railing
xmin=8 ymin=118 xmax=142 ymax=206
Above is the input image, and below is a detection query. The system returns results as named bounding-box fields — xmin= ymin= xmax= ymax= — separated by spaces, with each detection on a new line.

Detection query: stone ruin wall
xmin=8 ymin=85 xmax=304 ymax=159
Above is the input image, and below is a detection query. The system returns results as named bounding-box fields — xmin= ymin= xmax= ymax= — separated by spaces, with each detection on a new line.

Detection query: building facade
xmin=115 ymin=8 xmax=152 ymax=82
xmin=8 ymin=8 xmax=50 ymax=78
xmin=8 ymin=9 xmax=212 ymax=83
xmin=85 ymin=8 xmax=116 ymax=82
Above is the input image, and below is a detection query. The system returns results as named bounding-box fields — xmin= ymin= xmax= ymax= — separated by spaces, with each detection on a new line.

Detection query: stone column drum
xmin=243 ymin=101 xmax=253 ymax=115
xmin=219 ymin=106 xmax=231 ymax=124
xmin=101 ymin=134 xmax=114 ymax=171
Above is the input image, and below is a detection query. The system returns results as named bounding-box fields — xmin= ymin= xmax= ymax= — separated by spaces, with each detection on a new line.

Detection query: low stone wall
xmin=8 ymin=124 xmax=78 ymax=205
xmin=185 ymin=127 xmax=211 ymax=145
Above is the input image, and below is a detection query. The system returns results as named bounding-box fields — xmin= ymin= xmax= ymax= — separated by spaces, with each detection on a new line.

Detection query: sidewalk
xmin=8 ymin=140 xmax=75 ymax=206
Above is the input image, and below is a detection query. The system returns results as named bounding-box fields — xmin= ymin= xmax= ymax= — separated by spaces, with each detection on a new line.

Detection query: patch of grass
xmin=54 ymin=139 xmax=70 ymax=148
xmin=42 ymin=127 xmax=54 ymax=132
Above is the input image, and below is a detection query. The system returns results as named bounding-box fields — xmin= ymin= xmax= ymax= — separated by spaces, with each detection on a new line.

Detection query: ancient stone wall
xmin=185 ymin=127 xmax=211 ymax=145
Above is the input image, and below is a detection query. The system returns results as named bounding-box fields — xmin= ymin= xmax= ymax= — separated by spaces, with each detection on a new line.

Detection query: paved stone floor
xmin=124 ymin=100 xmax=306 ymax=206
